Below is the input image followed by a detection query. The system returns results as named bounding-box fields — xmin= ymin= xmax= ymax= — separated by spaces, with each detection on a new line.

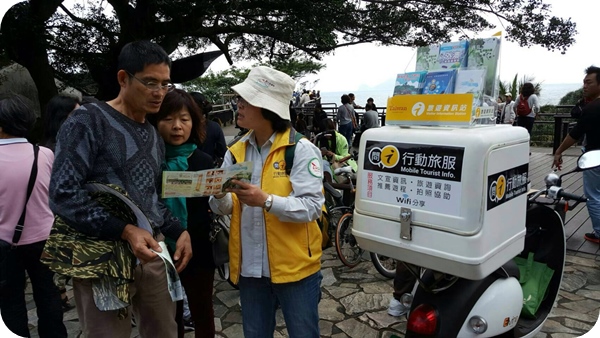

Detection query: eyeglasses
xmin=235 ymin=96 xmax=250 ymax=108
xmin=126 ymin=71 xmax=175 ymax=92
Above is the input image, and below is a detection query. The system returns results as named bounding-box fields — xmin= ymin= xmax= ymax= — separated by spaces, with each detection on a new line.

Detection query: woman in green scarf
xmin=148 ymin=89 xmax=216 ymax=338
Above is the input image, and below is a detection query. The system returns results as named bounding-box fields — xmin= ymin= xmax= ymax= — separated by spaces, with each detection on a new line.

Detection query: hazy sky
xmin=0 ymin=0 xmax=595 ymax=93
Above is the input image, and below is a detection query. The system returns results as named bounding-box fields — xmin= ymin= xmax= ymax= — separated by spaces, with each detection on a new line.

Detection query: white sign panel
xmin=361 ymin=142 xmax=465 ymax=216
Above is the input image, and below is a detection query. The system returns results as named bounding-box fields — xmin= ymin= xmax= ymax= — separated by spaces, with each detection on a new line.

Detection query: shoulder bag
xmin=209 ymin=214 xmax=230 ymax=267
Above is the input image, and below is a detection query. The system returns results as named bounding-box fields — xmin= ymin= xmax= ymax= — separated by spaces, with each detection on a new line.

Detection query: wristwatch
xmin=263 ymin=194 xmax=273 ymax=211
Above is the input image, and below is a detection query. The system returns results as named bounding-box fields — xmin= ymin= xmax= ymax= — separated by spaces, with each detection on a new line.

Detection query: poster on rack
xmin=467 ymin=37 xmax=501 ymax=98
xmin=361 ymin=140 xmax=465 ymax=216
xmin=415 ymin=44 xmax=441 ymax=71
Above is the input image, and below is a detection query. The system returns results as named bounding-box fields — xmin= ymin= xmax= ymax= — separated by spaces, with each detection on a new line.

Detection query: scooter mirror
xmin=577 ymin=150 xmax=600 ymax=170
xmin=544 ymin=172 xmax=560 ymax=188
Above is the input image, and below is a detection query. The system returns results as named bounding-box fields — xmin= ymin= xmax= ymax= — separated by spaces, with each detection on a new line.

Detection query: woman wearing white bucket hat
xmin=209 ymin=66 xmax=325 ymax=338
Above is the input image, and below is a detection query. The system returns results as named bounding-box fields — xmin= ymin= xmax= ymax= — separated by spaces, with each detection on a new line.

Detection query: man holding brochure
xmin=48 ymin=40 xmax=191 ymax=338
xmin=209 ymin=66 xmax=325 ymax=338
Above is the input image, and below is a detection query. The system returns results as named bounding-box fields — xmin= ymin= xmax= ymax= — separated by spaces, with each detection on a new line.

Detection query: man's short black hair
xmin=585 ymin=65 xmax=600 ymax=84
xmin=117 ymin=40 xmax=171 ymax=74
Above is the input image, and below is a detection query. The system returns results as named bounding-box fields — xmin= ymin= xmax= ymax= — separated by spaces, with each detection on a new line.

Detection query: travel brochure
xmin=393 ymin=71 xmax=427 ymax=95
xmin=421 ymin=69 xmax=457 ymax=95
xmin=438 ymin=40 xmax=469 ymax=69
xmin=161 ymin=161 xmax=253 ymax=198
xmin=454 ymin=68 xmax=487 ymax=106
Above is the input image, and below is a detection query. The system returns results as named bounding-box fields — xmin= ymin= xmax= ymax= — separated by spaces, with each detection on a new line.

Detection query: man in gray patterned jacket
xmin=49 ymin=40 xmax=191 ymax=338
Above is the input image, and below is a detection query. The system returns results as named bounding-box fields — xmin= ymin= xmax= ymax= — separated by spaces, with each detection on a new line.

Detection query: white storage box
xmin=353 ymin=124 xmax=530 ymax=280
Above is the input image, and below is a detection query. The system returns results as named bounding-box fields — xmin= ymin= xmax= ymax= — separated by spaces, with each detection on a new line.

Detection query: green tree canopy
xmin=183 ymin=56 xmax=324 ymax=102
xmin=559 ymin=88 xmax=584 ymax=105
xmin=0 ymin=0 xmax=577 ymax=115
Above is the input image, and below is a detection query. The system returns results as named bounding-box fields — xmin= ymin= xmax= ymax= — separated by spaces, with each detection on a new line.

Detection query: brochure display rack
xmin=388 ymin=37 xmax=501 ymax=127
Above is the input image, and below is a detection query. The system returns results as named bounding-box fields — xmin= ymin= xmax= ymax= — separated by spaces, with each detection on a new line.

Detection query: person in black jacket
xmin=190 ymin=92 xmax=227 ymax=166
xmin=149 ymin=89 xmax=216 ymax=338
xmin=570 ymin=97 xmax=591 ymax=151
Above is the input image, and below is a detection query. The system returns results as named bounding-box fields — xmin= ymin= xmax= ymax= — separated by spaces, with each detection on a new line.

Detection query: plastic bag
xmin=513 ymin=252 xmax=554 ymax=318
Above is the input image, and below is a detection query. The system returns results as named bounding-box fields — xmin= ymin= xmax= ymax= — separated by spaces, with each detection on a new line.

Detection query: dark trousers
xmin=517 ymin=116 xmax=535 ymax=135
xmin=177 ymin=265 xmax=215 ymax=338
xmin=0 ymin=240 xmax=67 ymax=338
xmin=393 ymin=261 xmax=418 ymax=301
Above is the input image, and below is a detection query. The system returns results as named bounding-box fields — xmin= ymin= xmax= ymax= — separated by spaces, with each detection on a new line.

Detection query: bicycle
xmin=321 ymin=155 xmax=396 ymax=278
xmin=335 ymin=194 xmax=397 ymax=278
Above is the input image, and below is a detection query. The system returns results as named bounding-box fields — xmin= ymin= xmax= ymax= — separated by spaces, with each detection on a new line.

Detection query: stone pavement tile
xmin=319 ymin=298 xmax=346 ymax=321
xmin=340 ymin=292 xmax=388 ymax=315
xmin=563 ymin=318 xmax=594 ymax=332
xmin=324 ymin=285 xmax=359 ymax=299
xmin=18 ymin=246 xmax=600 ymax=338
xmin=320 ymin=320 xmax=334 ymax=336
xmin=360 ymin=310 xmax=404 ymax=329
xmin=221 ymin=323 xmax=244 ymax=337
xmin=335 ymin=318 xmax=378 ymax=338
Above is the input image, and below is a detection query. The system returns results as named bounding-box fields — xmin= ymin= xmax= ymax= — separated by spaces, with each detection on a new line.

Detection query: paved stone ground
xmin=20 ymin=247 xmax=600 ymax=337
xmin=16 ymin=126 xmax=600 ymax=337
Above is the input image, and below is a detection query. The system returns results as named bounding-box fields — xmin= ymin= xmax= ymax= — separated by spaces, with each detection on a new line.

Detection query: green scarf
xmin=163 ymin=143 xmax=197 ymax=251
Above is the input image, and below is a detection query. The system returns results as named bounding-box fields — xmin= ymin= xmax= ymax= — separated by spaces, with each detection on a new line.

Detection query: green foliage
xmin=0 ymin=0 xmax=578 ymax=110
xmin=182 ymin=67 xmax=249 ymax=103
xmin=559 ymin=88 xmax=583 ymax=105
xmin=182 ymin=57 xmax=324 ymax=103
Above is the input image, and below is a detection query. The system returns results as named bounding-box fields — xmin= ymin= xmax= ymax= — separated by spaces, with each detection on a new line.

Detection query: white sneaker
xmin=388 ymin=297 xmax=408 ymax=317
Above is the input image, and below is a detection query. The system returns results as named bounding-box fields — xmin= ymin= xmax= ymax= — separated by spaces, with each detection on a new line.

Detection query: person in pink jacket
xmin=0 ymin=94 xmax=67 ymax=337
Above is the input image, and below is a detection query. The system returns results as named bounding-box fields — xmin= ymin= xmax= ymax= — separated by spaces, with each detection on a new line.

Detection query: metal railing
xmin=209 ymin=103 xmax=234 ymax=126
xmin=263 ymin=101 xmax=579 ymax=154
xmin=293 ymin=103 xmax=388 ymax=128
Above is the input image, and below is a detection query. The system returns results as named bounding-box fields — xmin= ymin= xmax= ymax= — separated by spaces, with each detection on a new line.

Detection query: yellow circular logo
xmin=380 ymin=145 xmax=400 ymax=169
xmin=495 ymin=175 xmax=506 ymax=200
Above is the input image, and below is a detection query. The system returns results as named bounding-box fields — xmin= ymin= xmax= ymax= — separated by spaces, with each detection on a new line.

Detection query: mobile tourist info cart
xmin=353 ymin=36 xmax=532 ymax=279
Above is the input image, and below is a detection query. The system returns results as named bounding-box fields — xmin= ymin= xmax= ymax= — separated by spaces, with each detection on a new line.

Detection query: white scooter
xmin=401 ymin=150 xmax=600 ymax=337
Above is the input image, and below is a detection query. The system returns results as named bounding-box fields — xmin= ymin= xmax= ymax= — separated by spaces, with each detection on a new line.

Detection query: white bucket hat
xmin=231 ymin=66 xmax=295 ymax=120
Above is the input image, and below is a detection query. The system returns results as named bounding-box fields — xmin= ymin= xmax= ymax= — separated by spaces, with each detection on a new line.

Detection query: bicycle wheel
xmin=335 ymin=212 xmax=364 ymax=268
xmin=326 ymin=206 xmax=353 ymax=243
xmin=369 ymin=252 xmax=397 ymax=279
